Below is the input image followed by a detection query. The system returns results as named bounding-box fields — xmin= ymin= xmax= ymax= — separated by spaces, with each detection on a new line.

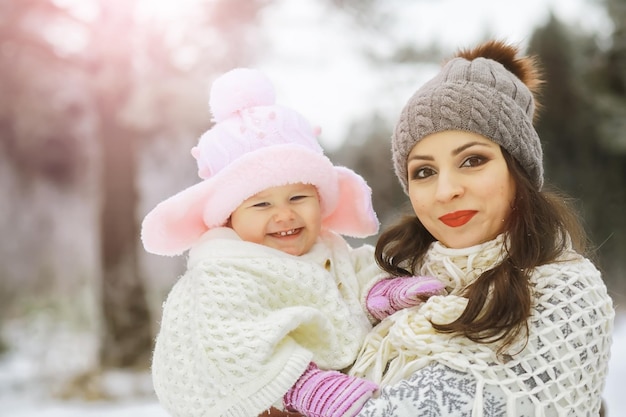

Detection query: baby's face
xmin=229 ymin=183 xmax=322 ymax=256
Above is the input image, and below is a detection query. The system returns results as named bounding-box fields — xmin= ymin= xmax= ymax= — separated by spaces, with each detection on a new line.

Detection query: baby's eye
xmin=290 ymin=195 xmax=308 ymax=202
xmin=410 ymin=166 xmax=436 ymax=180
xmin=461 ymin=155 xmax=487 ymax=168
xmin=252 ymin=201 xmax=270 ymax=208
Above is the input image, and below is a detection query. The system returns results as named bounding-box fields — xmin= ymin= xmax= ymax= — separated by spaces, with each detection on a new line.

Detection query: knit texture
xmin=366 ymin=276 xmax=446 ymax=321
xmin=141 ymin=68 xmax=379 ymax=256
xmin=284 ymin=362 xmax=378 ymax=417
xmin=350 ymin=235 xmax=614 ymax=416
xmin=392 ymin=56 xmax=544 ymax=192
xmin=152 ymin=227 xmax=387 ymax=417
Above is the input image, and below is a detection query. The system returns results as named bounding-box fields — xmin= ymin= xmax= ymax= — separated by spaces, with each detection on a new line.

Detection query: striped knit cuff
xmin=284 ymin=362 xmax=378 ymax=417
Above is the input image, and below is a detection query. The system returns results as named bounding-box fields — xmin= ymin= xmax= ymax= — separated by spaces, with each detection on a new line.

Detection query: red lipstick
xmin=439 ymin=210 xmax=477 ymax=227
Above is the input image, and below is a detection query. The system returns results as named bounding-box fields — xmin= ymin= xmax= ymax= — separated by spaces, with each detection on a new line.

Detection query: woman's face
xmin=406 ymin=130 xmax=516 ymax=249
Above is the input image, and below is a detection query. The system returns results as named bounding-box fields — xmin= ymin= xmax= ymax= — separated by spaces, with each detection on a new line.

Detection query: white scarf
xmin=350 ymin=235 xmax=614 ymax=416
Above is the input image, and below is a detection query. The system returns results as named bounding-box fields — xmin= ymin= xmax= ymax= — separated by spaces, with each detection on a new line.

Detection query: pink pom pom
xmin=209 ymin=68 xmax=276 ymax=122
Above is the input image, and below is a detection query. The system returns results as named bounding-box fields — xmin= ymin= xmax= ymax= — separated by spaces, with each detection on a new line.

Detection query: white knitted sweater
xmin=350 ymin=235 xmax=614 ymax=416
xmin=152 ymin=227 xmax=386 ymax=417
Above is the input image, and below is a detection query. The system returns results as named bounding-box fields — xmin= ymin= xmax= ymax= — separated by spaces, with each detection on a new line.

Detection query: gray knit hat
xmin=392 ymin=54 xmax=544 ymax=193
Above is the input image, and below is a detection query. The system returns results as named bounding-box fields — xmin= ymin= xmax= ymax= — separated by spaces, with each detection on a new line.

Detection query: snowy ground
xmin=1 ymin=312 xmax=624 ymax=417
xmin=5 ymin=401 xmax=167 ymax=417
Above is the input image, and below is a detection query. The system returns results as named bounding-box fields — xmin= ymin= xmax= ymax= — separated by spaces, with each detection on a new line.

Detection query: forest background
xmin=0 ymin=0 xmax=624 ymax=410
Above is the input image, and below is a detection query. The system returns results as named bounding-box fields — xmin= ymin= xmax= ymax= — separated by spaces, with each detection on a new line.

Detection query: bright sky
xmin=49 ymin=0 xmax=612 ymax=150
xmin=257 ymin=0 xmax=612 ymax=149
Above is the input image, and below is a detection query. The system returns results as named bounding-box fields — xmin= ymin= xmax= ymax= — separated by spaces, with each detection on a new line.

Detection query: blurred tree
xmin=329 ymin=113 xmax=408 ymax=240
xmin=0 ymin=0 xmax=273 ymax=377
xmin=0 ymin=0 xmax=100 ymax=358
xmin=528 ymin=14 xmax=626 ymax=294
xmin=528 ymin=17 xmax=600 ymax=190
xmin=589 ymin=0 xmax=626 ymax=297
xmin=0 ymin=1 xmax=92 ymax=188
xmin=83 ymin=0 xmax=153 ymax=371
xmin=589 ymin=0 xmax=626 ymax=154
xmin=605 ymin=0 xmax=626 ymax=96
xmin=81 ymin=0 xmax=272 ymax=369
xmin=322 ymin=0 xmax=446 ymax=235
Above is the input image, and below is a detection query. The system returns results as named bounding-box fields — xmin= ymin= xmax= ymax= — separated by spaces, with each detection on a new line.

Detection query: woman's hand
xmin=366 ymin=276 xmax=446 ymax=320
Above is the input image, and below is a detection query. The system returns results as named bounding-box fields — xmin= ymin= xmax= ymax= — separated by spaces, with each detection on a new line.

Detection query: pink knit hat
xmin=141 ymin=68 xmax=379 ymax=256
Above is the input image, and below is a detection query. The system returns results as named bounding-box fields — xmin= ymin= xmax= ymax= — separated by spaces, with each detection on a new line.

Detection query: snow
xmin=604 ymin=312 xmax=626 ymax=415
xmin=2 ymin=0 xmax=621 ymax=415
xmin=0 ymin=312 xmax=624 ymax=417
xmin=4 ymin=401 xmax=167 ymax=417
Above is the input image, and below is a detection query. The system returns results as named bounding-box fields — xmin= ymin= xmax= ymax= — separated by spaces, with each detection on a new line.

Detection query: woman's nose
xmin=435 ymin=171 xmax=464 ymax=202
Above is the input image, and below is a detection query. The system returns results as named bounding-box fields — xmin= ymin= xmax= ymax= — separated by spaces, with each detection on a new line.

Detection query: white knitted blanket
xmin=152 ymin=228 xmax=385 ymax=417
xmin=350 ymin=235 xmax=614 ymax=416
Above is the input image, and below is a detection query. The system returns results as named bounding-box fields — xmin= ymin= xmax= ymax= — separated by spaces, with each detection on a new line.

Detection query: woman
xmin=349 ymin=40 xmax=615 ymax=417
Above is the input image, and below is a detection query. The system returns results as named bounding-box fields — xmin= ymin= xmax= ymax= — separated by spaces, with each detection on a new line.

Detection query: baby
xmin=141 ymin=68 xmax=444 ymax=417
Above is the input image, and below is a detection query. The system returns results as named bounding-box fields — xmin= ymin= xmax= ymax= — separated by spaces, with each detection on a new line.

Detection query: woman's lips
xmin=438 ymin=210 xmax=477 ymax=227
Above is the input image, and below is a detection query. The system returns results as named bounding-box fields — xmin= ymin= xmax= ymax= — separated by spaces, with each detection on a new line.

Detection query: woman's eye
xmin=410 ymin=166 xmax=436 ymax=180
xmin=461 ymin=155 xmax=487 ymax=168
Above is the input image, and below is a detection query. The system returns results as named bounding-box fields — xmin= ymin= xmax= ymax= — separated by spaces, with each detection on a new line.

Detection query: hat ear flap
xmin=322 ymin=167 xmax=379 ymax=238
xmin=141 ymin=183 xmax=211 ymax=256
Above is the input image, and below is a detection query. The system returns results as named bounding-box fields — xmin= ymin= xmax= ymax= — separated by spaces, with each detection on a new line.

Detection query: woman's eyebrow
xmin=408 ymin=154 xmax=433 ymax=162
xmin=451 ymin=141 xmax=492 ymax=155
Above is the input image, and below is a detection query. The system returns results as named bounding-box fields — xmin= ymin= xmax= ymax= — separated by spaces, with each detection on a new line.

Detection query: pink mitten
xmin=284 ymin=362 xmax=378 ymax=417
xmin=366 ymin=276 xmax=446 ymax=320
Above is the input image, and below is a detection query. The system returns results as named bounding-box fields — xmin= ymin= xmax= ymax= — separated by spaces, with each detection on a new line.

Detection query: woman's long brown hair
xmin=377 ymin=41 xmax=590 ymax=352
xmin=375 ymin=151 xmax=588 ymax=352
